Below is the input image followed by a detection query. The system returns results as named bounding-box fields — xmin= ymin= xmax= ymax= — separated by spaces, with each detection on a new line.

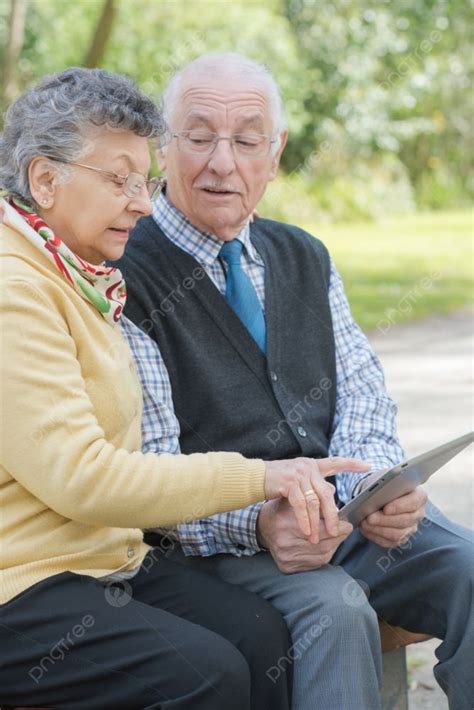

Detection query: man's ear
xmin=268 ymin=130 xmax=288 ymax=181
xmin=28 ymin=157 xmax=59 ymax=209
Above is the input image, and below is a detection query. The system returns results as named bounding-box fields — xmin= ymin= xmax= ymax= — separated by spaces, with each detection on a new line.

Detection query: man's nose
xmin=207 ymin=138 xmax=236 ymax=175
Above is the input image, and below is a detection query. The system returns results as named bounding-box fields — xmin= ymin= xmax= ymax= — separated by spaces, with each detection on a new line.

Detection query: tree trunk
xmin=2 ymin=0 xmax=27 ymax=105
xmin=83 ymin=0 xmax=116 ymax=68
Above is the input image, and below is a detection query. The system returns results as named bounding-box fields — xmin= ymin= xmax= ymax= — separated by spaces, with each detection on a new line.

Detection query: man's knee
xmin=285 ymin=572 xmax=379 ymax=643
xmin=331 ymin=594 xmax=379 ymax=638
xmin=443 ymin=542 xmax=474 ymax=601
xmin=452 ymin=539 xmax=473 ymax=575
xmin=423 ymin=521 xmax=474 ymax=598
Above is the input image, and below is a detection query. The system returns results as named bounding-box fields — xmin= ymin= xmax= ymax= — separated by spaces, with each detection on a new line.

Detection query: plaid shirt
xmin=120 ymin=192 xmax=404 ymax=557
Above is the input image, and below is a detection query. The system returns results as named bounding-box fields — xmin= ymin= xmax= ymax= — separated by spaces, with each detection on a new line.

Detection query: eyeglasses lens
xmin=121 ymin=173 xmax=161 ymax=200
xmin=177 ymin=132 xmax=271 ymax=157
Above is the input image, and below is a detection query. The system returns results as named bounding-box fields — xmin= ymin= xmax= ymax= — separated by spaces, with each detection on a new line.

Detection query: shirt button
xmin=297 ymin=426 xmax=307 ymax=438
xmin=127 ymin=547 xmax=135 ymax=558
xmin=270 ymin=371 xmax=278 ymax=382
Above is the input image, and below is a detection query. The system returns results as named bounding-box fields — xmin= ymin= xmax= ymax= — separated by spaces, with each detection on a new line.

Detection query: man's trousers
xmin=164 ymin=503 xmax=473 ymax=710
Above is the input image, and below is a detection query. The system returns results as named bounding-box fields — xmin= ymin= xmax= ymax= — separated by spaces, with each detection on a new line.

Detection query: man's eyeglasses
xmin=54 ymin=160 xmax=163 ymax=199
xmin=172 ymin=131 xmax=277 ymax=158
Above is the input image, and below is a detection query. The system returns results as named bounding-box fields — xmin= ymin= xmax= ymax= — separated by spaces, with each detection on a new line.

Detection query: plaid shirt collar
xmin=152 ymin=190 xmax=262 ymax=268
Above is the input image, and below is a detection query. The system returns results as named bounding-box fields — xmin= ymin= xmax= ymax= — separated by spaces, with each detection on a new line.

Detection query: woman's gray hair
xmin=162 ymin=53 xmax=286 ymax=150
xmin=0 ymin=67 xmax=165 ymax=206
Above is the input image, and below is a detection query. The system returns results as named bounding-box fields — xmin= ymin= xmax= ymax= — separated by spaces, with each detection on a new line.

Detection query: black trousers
xmin=0 ymin=553 xmax=292 ymax=709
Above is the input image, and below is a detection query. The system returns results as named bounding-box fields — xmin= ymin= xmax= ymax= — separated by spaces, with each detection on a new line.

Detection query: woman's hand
xmin=264 ymin=457 xmax=370 ymax=544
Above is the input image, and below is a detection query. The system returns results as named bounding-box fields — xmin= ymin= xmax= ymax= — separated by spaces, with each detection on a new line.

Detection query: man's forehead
xmin=177 ymin=76 xmax=270 ymax=120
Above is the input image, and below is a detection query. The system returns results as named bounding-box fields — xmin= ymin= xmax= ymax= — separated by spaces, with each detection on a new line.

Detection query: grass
xmin=300 ymin=210 xmax=473 ymax=332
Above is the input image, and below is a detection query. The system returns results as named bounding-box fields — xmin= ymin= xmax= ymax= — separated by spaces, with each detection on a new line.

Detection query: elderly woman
xmin=0 ymin=68 xmax=366 ymax=710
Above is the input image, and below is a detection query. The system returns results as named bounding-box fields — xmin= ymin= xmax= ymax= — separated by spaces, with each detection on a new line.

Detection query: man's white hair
xmin=162 ymin=52 xmax=287 ymax=143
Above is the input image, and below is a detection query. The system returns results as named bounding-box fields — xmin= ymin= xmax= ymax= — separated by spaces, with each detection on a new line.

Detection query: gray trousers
xmin=164 ymin=504 xmax=473 ymax=710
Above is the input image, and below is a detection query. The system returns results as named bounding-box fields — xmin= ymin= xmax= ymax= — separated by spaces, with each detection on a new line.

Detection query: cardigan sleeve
xmin=0 ymin=278 xmax=266 ymax=529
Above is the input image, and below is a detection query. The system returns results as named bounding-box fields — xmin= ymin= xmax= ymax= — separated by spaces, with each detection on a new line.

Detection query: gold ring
xmin=303 ymin=489 xmax=317 ymax=498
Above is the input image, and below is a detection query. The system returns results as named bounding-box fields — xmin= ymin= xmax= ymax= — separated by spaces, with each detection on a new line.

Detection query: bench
xmin=1 ymin=623 xmax=432 ymax=710
xmin=380 ymin=622 xmax=431 ymax=710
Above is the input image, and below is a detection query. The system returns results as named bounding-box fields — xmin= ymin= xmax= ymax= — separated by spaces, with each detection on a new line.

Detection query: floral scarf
xmin=4 ymin=197 xmax=126 ymax=325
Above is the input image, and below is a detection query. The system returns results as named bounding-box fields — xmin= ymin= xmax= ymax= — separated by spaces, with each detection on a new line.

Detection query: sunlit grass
xmin=301 ymin=211 xmax=473 ymax=331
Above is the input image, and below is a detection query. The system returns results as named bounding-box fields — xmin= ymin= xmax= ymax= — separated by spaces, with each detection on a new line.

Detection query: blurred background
xmin=0 ymin=0 xmax=472 ymax=329
xmin=1 ymin=2 xmax=472 ymax=706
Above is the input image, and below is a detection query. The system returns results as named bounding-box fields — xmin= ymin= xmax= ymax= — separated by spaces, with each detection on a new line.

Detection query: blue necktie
xmin=219 ymin=240 xmax=266 ymax=353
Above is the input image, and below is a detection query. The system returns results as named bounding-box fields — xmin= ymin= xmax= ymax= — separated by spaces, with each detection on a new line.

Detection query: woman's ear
xmin=155 ymin=146 xmax=167 ymax=173
xmin=155 ymin=131 xmax=171 ymax=174
xmin=28 ymin=157 xmax=59 ymax=209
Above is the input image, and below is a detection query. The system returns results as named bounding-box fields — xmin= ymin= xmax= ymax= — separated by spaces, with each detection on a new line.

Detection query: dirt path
xmin=368 ymin=309 xmax=473 ymax=709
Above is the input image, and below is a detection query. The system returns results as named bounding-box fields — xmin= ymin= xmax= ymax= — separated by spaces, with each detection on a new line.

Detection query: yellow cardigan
xmin=0 ymin=213 xmax=265 ymax=604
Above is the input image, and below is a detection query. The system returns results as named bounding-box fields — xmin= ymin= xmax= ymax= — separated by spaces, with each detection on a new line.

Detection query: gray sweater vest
xmin=117 ymin=217 xmax=336 ymax=462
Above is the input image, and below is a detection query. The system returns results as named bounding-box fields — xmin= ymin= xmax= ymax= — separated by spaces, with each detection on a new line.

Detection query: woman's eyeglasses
xmin=54 ymin=160 xmax=163 ymax=200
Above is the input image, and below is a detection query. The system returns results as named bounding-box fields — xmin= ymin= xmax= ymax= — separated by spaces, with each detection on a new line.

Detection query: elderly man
xmin=116 ymin=53 xmax=473 ymax=709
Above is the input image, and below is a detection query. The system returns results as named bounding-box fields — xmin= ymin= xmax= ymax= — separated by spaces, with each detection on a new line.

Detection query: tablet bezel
xmin=337 ymin=431 xmax=473 ymax=527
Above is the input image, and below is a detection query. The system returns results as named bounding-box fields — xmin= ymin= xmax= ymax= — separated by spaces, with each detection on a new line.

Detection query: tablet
xmin=338 ymin=431 xmax=473 ymax=527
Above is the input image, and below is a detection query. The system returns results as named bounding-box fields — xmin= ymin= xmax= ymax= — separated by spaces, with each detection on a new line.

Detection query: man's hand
xmin=257 ymin=499 xmax=353 ymax=574
xmin=360 ymin=487 xmax=427 ymax=547
xmin=264 ymin=456 xmax=369 ymax=544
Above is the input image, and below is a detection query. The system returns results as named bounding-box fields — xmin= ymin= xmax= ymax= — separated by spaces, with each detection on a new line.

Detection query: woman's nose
xmin=128 ymin=189 xmax=153 ymax=216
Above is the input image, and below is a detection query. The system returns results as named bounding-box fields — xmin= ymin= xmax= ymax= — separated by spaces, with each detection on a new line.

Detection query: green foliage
xmin=282 ymin=0 xmax=473 ymax=214
xmin=316 ymin=210 xmax=473 ymax=331
xmin=260 ymin=152 xmax=416 ymax=223
xmin=0 ymin=0 xmax=472 ymax=221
